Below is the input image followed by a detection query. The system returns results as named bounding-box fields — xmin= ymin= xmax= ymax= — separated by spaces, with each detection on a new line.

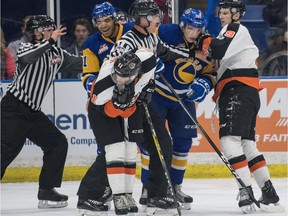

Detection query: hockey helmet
xmin=128 ymin=0 xmax=162 ymax=25
xmin=180 ymin=8 xmax=207 ymax=29
xmin=111 ymin=51 xmax=142 ymax=85
xmin=92 ymin=2 xmax=116 ymax=24
xmin=218 ymin=0 xmax=246 ymax=17
xmin=26 ymin=15 xmax=55 ymax=33
xmin=116 ymin=11 xmax=131 ymax=23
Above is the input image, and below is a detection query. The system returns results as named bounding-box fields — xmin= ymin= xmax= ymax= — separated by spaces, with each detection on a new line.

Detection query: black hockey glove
xmin=137 ymin=79 xmax=155 ymax=105
xmin=196 ymin=33 xmax=213 ymax=52
xmin=112 ymin=83 xmax=135 ymax=110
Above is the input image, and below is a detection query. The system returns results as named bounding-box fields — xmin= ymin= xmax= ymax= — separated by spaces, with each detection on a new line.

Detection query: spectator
xmin=262 ymin=0 xmax=287 ymax=55
xmin=7 ymin=15 xmax=32 ymax=62
xmin=1 ymin=27 xmax=15 ymax=80
xmin=62 ymin=18 xmax=92 ymax=79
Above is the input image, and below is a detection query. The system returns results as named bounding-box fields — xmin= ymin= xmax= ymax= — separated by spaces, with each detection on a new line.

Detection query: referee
xmin=1 ymin=15 xmax=82 ymax=209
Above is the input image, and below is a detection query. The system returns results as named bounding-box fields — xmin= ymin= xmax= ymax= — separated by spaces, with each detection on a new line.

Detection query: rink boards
xmin=1 ymin=77 xmax=287 ymax=181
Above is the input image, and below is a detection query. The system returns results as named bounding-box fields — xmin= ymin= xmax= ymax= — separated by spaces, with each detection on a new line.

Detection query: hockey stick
xmin=159 ymin=74 xmax=284 ymax=213
xmin=142 ymin=101 xmax=182 ymax=216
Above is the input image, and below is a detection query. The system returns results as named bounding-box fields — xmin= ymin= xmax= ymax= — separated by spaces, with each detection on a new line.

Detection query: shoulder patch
xmin=224 ymin=30 xmax=235 ymax=38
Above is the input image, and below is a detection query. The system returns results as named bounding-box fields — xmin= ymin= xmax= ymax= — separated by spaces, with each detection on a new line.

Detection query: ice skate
xmin=258 ymin=180 xmax=285 ymax=212
xmin=37 ymin=188 xmax=68 ymax=209
xmin=139 ymin=187 xmax=148 ymax=205
xmin=173 ymin=184 xmax=193 ymax=210
xmin=236 ymin=186 xmax=256 ymax=214
xmin=77 ymin=199 xmax=109 ymax=216
xmin=147 ymin=196 xmax=179 ymax=216
xmin=113 ymin=195 xmax=129 ymax=215
xmin=98 ymin=186 xmax=113 ymax=210
xmin=125 ymin=194 xmax=138 ymax=213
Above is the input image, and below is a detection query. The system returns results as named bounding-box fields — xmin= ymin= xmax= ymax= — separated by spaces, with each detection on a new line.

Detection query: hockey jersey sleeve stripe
xmin=140 ymin=54 xmax=157 ymax=74
xmin=93 ymin=76 xmax=115 ymax=95
xmin=210 ymin=23 xmax=240 ymax=60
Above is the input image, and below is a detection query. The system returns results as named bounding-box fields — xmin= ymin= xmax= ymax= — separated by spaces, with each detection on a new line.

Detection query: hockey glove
xmin=185 ymin=78 xmax=212 ymax=103
xmin=112 ymin=82 xmax=135 ymax=110
xmin=197 ymin=33 xmax=213 ymax=54
xmin=137 ymin=79 xmax=155 ymax=105
xmin=85 ymin=75 xmax=96 ymax=97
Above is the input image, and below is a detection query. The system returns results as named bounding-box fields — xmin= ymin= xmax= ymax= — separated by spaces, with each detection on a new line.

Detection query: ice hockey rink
xmin=1 ymin=178 xmax=287 ymax=216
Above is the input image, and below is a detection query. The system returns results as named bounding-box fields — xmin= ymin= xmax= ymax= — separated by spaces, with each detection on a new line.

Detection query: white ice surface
xmin=1 ymin=178 xmax=287 ymax=216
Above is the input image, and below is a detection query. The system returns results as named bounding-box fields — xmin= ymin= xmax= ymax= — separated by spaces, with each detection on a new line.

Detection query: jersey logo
xmin=173 ymin=60 xmax=196 ymax=84
xmin=98 ymin=44 xmax=109 ymax=55
xmin=224 ymin=30 xmax=235 ymax=38
xmin=51 ymin=55 xmax=61 ymax=65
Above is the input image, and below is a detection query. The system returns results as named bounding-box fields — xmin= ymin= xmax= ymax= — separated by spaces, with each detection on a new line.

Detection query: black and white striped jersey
xmin=92 ymin=49 xmax=156 ymax=107
xmin=109 ymin=27 xmax=190 ymax=60
xmin=7 ymin=39 xmax=82 ymax=111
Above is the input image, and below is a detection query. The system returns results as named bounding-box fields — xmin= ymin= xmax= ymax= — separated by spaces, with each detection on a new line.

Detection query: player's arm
xmin=81 ymin=47 xmax=101 ymax=97
xmin=17 ymin=39 xmax=55 ymax=64
xmin=210 ymin=23 xmax=239 ymax=60
xmin=155 ymin=34 xmax=191 ymax=62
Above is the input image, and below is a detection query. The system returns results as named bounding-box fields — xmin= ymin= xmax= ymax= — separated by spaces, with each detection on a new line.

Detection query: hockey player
xmin=1 ymin=15 xmax=82 ymax=209
xmin=138 ymin=8 xmax=217 ymax=211
xmin=81 ymin=0 xmax=193 ymax=214
xmin=209 ymin=0 xmax=282 ymax=213
xmin=108 ymin=1 xmax=204 ymax=215
xmin=77 ymin=2 xmax=134 ymax=215
xmin=88 ymin=50 xmax=157 ymax=215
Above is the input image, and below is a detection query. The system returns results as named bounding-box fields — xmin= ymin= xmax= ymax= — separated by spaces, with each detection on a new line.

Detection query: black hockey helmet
xmin=128 ymin=0 xmax=162 ymax=25
xmin=218 ymin=0 xmax=246 ymax=18
xmin=26 ymin=15 xmax=56 ymax=33
xmin=116 ymin=11 xmax=131 ymax=23
xmin=112 ymin=51 xmax=142 ymax=85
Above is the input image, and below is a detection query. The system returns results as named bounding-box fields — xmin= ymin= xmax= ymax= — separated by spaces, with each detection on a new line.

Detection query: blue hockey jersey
xmin=82 ymin=22 xmax=134 ymax=86
xmin=156 ymin=24 xmax=217 ymax=101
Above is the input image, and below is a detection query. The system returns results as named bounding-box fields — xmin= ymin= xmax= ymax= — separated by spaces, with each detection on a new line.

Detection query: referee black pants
xmin=1 ymin=93 xmax=68 ymax=189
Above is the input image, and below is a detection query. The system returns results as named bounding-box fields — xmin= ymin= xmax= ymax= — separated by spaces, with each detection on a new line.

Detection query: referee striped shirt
xmin=7 ymin=39 xmax=82 ymax=111
xmin=109 ymin=27 xmax=190 ymax=60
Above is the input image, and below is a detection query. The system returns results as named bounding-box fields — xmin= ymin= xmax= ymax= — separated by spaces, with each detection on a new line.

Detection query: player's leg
xmin=219 ymin=85 xmax=259 ymax=214
xmin=167 ymin=101 xmax=196 ymax=209
xmin=241 ymin=91 xmax=280 ymax=206
xmin=28 ymin=111 xmax=68 ymax=209
xmin=143 ymin=104 xmax=177 ymax=215
xmin=1 ymin=94 xmax=28 ymax=179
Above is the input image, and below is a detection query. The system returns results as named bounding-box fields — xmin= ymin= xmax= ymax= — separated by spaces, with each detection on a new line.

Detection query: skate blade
xmin=240 ymin=204 xmax=256 ymax=214
xmin=259 ymin=202 xmax=285 ymax=213
xmin=38 ymin=200 xmax=68 ymax=209
xmin=179 ymin=202 xmax=191 ymax=210
xmin=146 ymin=207 xmax=179 ymax=216
xmin=78 ymin=209 xmax=108 ymax=216
xmin=141 ymin=204 xmax=147 ymax=212
xmin=105 ymin=201 xmax=111 ymax=210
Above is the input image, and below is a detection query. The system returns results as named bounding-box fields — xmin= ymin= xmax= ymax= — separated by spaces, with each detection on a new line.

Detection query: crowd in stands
xmin=1 ymin=0 xmax=287 ymax=79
